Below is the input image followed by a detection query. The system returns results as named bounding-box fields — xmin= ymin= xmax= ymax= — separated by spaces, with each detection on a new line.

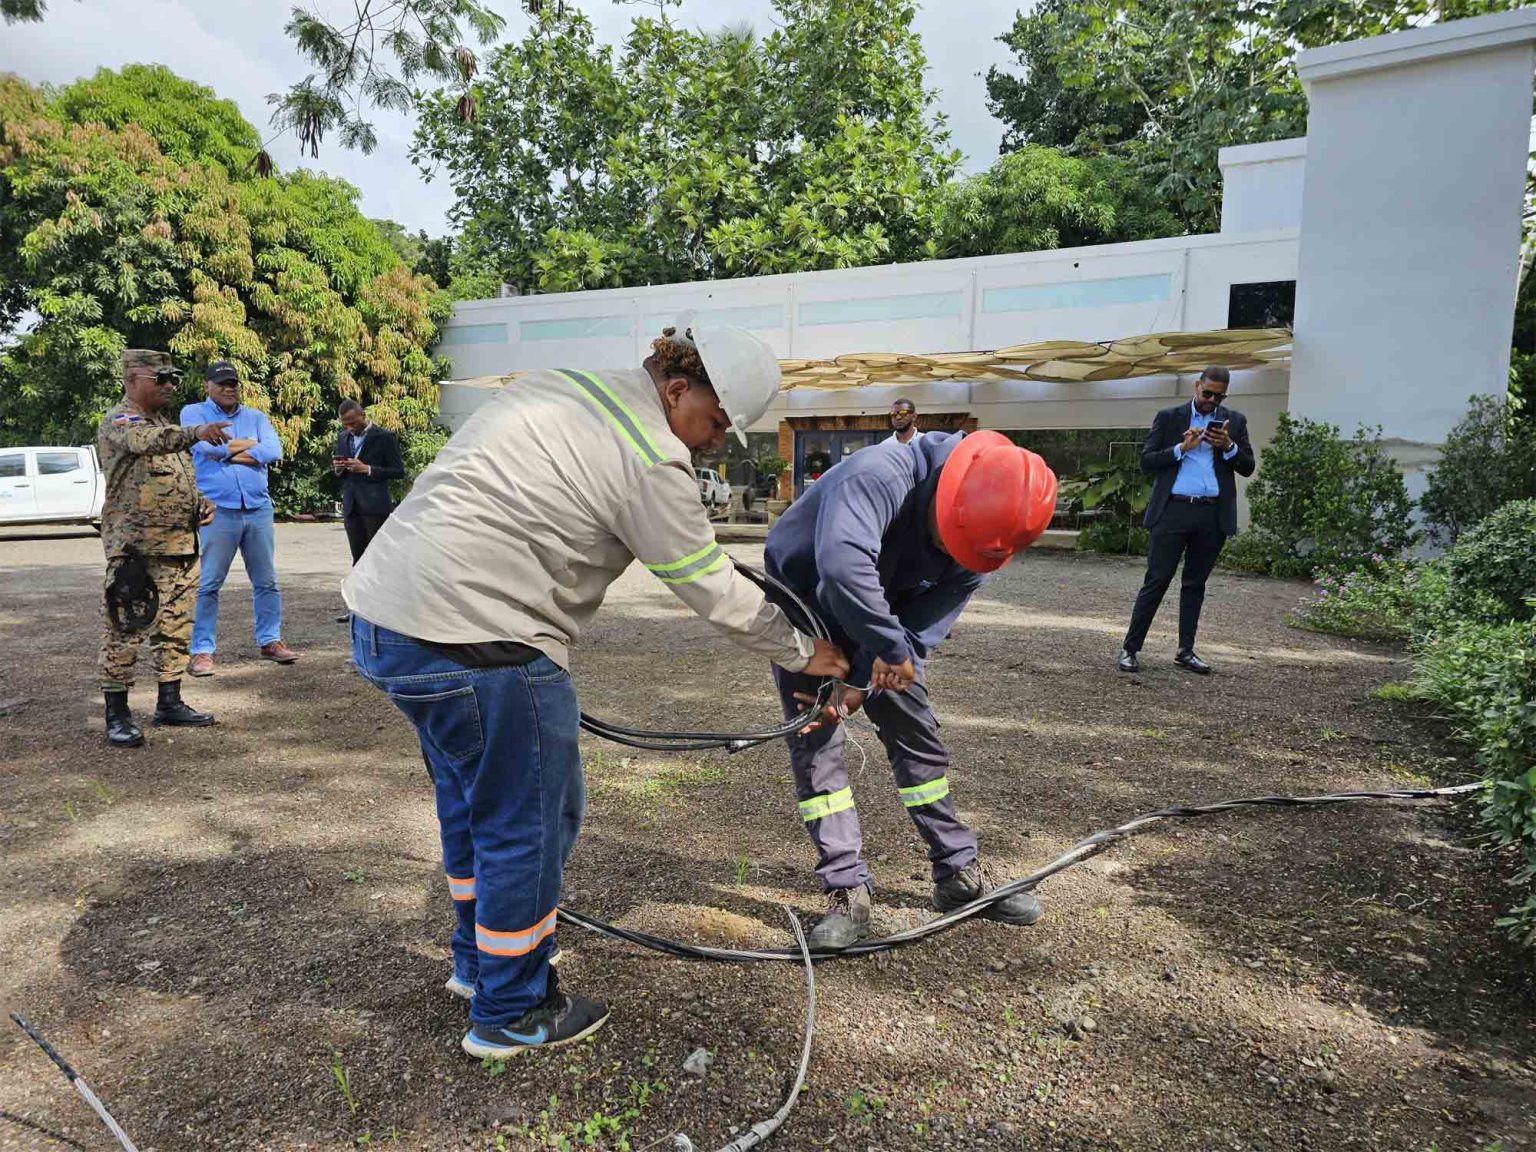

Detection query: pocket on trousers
xmin=387 ymin=685 xmax=484 ymax=765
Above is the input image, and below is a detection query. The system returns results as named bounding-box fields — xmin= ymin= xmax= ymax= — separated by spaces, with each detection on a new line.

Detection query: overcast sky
xmin=0 ymin=0 xmax=1028 ymax=234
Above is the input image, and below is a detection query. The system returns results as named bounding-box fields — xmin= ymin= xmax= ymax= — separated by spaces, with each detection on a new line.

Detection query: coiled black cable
xmin=576 ymin=561 xmax=835 ymax=753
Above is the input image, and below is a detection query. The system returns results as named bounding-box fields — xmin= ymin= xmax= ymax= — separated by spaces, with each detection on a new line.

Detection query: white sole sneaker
xmin=445 ymin=948 xmax=562 ymax=1002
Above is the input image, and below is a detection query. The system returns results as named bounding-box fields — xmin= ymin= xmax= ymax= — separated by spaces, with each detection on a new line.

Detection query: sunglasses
xmin=1197 ymin=388 xmax=1226 ymax=402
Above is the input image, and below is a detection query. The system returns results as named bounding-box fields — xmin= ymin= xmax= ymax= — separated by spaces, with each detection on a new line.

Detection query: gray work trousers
xmin=774 ymin=665 xmax=978 ymax=892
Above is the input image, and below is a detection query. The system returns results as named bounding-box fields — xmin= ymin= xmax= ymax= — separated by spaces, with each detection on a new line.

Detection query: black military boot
xmin=153 ymin=679 xmax=215 ymax=727
xmin=933 ymin=860 xmax=1043 ymax=926
xmin=104 ymin=689 xmax=143 ymax=748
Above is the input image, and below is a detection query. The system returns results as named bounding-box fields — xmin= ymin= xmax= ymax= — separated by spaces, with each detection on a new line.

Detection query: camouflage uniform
xmin=98 ymin=351 xmax=208 ymax=689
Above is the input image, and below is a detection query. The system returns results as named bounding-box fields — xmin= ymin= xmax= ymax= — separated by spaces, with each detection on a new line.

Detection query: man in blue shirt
xmin=181 ymin=361 xmax=301 ymax=674
xmin=766 ymin=430 xmax=1058 ymax=949
xmin=1118 ymin=366 xmax=1255 ymax=675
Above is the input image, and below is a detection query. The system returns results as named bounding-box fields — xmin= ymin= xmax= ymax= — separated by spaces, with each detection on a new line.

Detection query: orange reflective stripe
xmin=475 ymin=910 xmax=556 ymax=957
xmin=446 ymin=873 xmax=476 ymax=902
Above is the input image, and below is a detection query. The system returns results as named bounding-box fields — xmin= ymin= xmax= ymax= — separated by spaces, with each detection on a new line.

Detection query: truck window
xmin=36 ymin=452 xmax=82 ymax=475
xmin=0 ymin=453 xmax=24 ymax=478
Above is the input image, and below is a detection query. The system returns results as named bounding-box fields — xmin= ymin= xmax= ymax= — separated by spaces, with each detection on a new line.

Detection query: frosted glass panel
xmin=439 ymin=322 xmax=508 ymax=345
xmin=644 ymin=305 xmax=785 ymax=332
xmin=800 ymin=292 xmax=963 ymax=326
xmin=520 ymin=316 xmax=634 ymax=342
xmin=983 ymin=274 xmax=1171 ymax=313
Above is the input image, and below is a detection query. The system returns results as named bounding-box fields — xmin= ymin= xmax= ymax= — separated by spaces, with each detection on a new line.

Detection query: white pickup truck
xmin=695 ymin=466 xmax=732 ymax=512
xmin=0 ymin=445 xmax=104 ymax=530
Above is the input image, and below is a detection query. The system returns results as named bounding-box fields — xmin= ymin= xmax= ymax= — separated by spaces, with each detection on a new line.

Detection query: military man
xmin=99 ymin=349 xmax=232 ymax=747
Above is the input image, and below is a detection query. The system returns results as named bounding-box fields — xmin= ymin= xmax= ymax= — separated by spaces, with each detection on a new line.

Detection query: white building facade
xmin=435 ymin=10 xmax=1536 ymax=517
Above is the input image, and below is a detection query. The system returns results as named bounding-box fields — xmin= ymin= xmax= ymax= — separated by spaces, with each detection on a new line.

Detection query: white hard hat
xmin=684 ymin=320 xmax=782 ymax=448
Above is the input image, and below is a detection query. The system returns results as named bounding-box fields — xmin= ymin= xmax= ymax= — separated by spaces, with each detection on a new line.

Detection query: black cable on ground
xmin=557 ymin=782 xmax=1481 ymax=963
xmin=10 ymin=1015 xmax=139 ymax=1152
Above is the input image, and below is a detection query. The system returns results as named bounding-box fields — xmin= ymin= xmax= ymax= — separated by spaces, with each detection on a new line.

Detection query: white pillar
xmin=1290 ymin=10 xmax=1536 ymax=486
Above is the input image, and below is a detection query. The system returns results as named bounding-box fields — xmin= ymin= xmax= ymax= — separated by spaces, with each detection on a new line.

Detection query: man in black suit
xmin=334 ymin=400 xmax=405 ymax=563
xmin=1118 ymin=367 xmax=1255 ymax=675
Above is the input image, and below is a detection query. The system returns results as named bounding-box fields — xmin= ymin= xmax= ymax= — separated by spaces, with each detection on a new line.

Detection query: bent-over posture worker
xmin=343 ymin=326 xmax=849 ymax=1059
xmin=767 ymin=431 xmax=1057 ymax=948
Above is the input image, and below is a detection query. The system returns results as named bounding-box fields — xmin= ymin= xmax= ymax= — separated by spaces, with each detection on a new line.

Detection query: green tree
xmin=1239 ymin=413 xmax=1417 ymax=578
xmin=935 ymin=145 xmax=1181 ymax=258
xmin=985 ymin=0 xmax=1520 ymax=232
xmin=413 ymin=0 xmax=958 ymax=294
xmin=1421 ymin=395 xmax=1536 ymax=546
xmin=0 ymin=70 xmax=449 ymax=514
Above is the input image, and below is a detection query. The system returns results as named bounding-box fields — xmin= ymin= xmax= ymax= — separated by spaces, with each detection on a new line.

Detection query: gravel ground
xmin=1 ymin=523 xmax=1533 ymax=1151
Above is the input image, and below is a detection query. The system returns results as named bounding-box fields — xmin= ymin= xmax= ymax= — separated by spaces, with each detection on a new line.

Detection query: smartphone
xmin=1208 ymin=419 xmax=1228 ymax=432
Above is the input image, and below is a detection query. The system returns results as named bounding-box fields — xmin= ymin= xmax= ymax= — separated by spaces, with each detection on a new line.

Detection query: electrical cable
xmin=675 ymin=907 xmax=816 ymax=1152
xmin=10 ymin=1014 xmax=139 ymax=1152
xmin=576 ymin=562 xmax=835 ymax=754
xmin=557 ymin=782 xmax=1481 ymax=964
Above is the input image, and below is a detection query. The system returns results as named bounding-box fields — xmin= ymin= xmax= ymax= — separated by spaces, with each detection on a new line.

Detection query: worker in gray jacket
xmin=344 ymin=325 xmax=848 ymax=1061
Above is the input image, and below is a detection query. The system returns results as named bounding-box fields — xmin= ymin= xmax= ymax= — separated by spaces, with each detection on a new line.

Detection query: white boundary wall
xmin=439 ymin=230 xmax=1298 ymax=450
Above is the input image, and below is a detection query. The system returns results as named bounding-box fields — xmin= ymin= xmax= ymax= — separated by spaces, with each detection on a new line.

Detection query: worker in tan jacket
xmin=344 ymin=325 xmax=848 ymax=1060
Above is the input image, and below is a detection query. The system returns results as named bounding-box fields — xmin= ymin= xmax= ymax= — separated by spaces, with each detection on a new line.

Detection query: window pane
xmin=36 ymin=452 xmax=82 ymax=475
xmin=0 ymin=454 xmax=25 ymax=478
xmin=1227 ymin=281 xmax=1296 ymax=329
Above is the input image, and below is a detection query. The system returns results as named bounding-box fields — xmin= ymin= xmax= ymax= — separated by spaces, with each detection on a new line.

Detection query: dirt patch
xmin=2 ymin=525 xmax=1534 ymax=1150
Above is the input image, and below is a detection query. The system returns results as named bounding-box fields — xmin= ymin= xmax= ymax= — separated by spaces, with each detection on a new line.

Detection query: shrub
xmin=1476 ymin=630 xmax=1536 ymax=945
xmin=1443 ymin=499 xmax=1536 ymax=622
xmin=1242 ymin=414 xmax=1416 ymax=578
xmin=1078 ymin=519 xmax=1149 ymax=556
xmin=1293 ymin=558 xmax=1415 ymax=641
xmin=1411 ymin=618 xmax=1532 ymax=728
xmin=1420 ymin=395 xmax=1536 ymax=546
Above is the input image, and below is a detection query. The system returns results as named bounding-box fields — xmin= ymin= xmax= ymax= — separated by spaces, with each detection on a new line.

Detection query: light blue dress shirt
xmin=1171 ymin=402 xmax=1238 ymax=498
xmin=181 ymin=398 xmax=283 ymax=509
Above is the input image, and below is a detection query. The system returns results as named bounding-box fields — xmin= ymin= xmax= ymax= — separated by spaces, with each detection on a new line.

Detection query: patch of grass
xmin=1382 ymin=759 xmax=1434 ymax=788
xmin=1317 ymin=726 xmax=1346 ymax=742
xmin=480 ymin=1056 xmax=508 ymax=1078
xmin=1137 ymin=727 xmax=1169 ymax=741
xmin=733 ymin=852 xmax=752 ymax=886
xmin=1370 ymin=681 xmax=1419 ymax=702
xmin=331 ymin=1051 xmax=360 ymax=1116
xmin=90 ymin=781 xmax=115 ymax=806
xmin=344 ymin=869 xmax=366 ymax=885
xmin=592 ymin=757 xmax=729 ymax=806
xmin=510 ymin=1082 xmax=668 ymax=1150
xmin=844 ymin=1089 xmax=885 ymax=1120
xmin=63 ymin=800 xmax=77 ymax=822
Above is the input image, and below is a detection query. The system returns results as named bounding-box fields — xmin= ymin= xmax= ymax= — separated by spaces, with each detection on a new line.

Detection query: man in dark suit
xmin=334 ymin=400 xmax=405 ymax=563
xmin=1118 ymin=367 xmax=1255 ymax=675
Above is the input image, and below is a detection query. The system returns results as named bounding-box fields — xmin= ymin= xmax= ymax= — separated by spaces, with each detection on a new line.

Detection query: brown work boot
xmin=261 ymin=640 xmax=300 ymax=664
xmin=188 ymin=653 xmax=215 ymax=677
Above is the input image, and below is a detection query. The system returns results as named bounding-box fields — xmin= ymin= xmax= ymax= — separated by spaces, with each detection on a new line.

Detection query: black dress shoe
xmin=1117 ymin=649 xmax=1140 ymax=673
xmin=1175 ymin=650 xmax=1212 ymax=675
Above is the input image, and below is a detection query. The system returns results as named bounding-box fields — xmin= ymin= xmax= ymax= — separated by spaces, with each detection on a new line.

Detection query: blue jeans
xmin=192 ymin=504 xmax=282 ymax=653
xmin=350 ymin=617 xmax=584 ymax=1028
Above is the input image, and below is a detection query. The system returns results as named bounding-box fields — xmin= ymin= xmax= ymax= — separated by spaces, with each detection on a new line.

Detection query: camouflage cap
xmin=122 ymin=348 xmax=180 ymax=378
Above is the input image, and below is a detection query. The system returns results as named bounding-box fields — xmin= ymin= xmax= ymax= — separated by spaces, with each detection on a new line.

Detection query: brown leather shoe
xmin=260 ymin=641 xmax=300 ymax=664
xmin=188 ymin=653 xmax=215 ymax=677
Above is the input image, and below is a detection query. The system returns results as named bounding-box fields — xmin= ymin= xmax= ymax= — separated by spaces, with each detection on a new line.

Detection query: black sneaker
xmin=933 ymin=860 xmax=1043 ymax=926
xmin=808 ymin=884 xmax=872 ymax=950
xmin=460 ymin=973 xmax=608 ymax=1059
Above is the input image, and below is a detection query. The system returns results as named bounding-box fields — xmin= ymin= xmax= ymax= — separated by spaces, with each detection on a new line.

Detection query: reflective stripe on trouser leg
xmin=774 ymin=664 xmax=872 ymax=892
xmin=424 ymin=749 xmax=478 ymax=986
xmin=863 ymin=670 xmax=977 ymax=882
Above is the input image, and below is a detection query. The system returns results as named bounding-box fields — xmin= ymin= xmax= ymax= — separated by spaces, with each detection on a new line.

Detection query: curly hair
xmin=648 ymin=327 xmax=711 ymax=384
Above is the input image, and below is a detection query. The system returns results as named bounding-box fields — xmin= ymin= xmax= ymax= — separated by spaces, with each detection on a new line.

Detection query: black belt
xmin=1169 ymin=494 xmax=1218 ymax=506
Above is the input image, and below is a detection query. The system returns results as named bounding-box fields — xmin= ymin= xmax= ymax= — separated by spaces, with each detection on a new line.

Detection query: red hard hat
xmin=935 ymin=432 xmax=1058 ymax=573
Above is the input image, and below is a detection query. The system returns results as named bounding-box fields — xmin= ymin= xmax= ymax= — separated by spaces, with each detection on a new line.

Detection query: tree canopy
xmin=413 ymin=0 xmax=961 ymax=295
xmin=986 ymin=0 xmax=1521 ymax=232
xmin=0 ymin=66 xmax=449 ymax=514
